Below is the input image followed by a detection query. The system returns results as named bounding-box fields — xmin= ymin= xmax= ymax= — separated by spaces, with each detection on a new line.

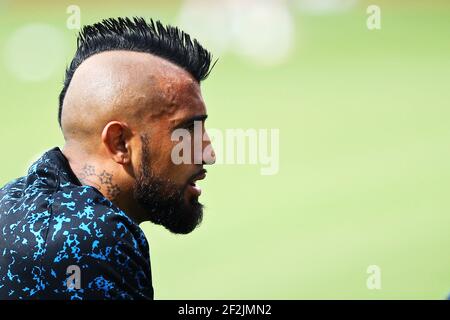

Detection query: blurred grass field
xmin=0 ymin=0 xmax=449 ymax=299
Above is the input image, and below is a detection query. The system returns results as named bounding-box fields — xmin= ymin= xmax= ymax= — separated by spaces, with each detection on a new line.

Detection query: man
xmin=0 ymin=17 xmax=216 ymax=300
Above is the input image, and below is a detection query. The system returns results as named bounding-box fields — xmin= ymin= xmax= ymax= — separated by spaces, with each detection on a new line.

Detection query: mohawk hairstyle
xmin=58 ymin=17 xmax=214 ymax=127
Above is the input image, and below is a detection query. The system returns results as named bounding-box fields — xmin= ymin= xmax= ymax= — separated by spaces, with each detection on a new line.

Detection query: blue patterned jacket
xmin=0 ymin=147 xmax=153 ymax=300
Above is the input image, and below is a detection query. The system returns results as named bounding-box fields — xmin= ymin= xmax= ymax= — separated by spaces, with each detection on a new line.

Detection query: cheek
xmin=165 ymin=148 xmax=191 ymax=184
xmin=146 ymin=127 xmax=172 ymax=166
xmin=147 ymin=125 xmax=196 ymax=185
xmin=147 ymin=136 xmax=186 ymax=182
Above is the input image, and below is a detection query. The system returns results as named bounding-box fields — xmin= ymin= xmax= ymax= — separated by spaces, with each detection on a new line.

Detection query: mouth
xmin=187 ymin=170 xmax=207 ymax=197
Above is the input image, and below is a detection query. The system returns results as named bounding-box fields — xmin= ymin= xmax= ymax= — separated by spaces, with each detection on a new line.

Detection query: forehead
xmin=152 ymin=70 xmax=207 ymax=124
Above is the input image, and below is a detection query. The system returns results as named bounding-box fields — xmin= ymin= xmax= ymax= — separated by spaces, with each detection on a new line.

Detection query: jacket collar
xmin=26 ymin=147 xmax=82 ymax=191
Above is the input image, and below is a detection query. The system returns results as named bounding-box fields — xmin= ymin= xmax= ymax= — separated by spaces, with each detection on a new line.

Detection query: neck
xmin=62 ymin=144 xmax=147 ymax=225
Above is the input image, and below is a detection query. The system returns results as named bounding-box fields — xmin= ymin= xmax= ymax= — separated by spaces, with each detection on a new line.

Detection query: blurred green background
xmin=0 ymin=0 xmax=449 ymax=299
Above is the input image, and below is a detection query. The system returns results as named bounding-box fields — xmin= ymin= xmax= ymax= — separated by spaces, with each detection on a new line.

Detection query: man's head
xmin=60 ymin=17 xmax=216 ymax=234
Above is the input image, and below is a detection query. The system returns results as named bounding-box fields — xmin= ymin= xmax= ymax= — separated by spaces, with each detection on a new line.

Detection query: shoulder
xmin=48 ymin=184 xmax=150 ymax=262
xmin=42 ymin=185 xmax=153 ymax=299
xmin=0 ymin=176 xmax=26 ymax=202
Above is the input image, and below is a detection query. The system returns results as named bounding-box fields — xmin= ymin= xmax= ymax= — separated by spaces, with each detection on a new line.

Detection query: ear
xmin=101 ymin=121 xmax=132 ymax=165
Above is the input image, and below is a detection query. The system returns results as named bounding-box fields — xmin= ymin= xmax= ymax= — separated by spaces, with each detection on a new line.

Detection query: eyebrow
xmin=174 ymin=114 xmax=208 ymax=128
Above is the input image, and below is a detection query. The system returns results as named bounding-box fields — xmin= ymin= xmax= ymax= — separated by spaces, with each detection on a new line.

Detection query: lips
xmin=187 ymin=170 xmax=206 ymax=197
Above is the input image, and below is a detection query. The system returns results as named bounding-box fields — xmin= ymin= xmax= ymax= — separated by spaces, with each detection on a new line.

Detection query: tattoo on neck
xmin=78 ymin=164 xmax=121 ymax=200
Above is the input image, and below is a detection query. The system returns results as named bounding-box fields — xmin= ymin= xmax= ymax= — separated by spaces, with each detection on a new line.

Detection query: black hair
xmin=58 ymin=17 xmax=214 ymax=127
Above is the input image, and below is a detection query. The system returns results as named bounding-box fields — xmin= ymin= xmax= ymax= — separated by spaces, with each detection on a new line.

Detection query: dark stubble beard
xmin=133 ymin=134 xmax=203 ymax=234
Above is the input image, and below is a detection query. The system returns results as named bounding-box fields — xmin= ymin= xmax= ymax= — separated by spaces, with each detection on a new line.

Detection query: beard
xmin=133 ymin=135 xmax=203 ymax=234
